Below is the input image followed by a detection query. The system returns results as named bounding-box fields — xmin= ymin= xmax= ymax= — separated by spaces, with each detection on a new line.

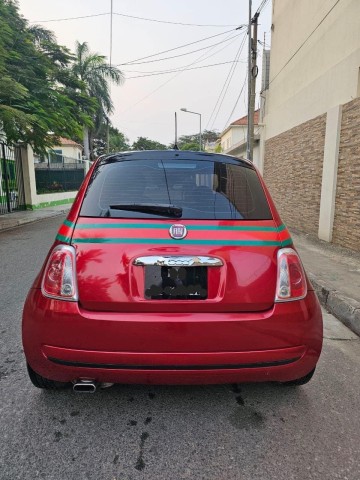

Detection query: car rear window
xmin=80 ymin=158 xmax=272 ymax=220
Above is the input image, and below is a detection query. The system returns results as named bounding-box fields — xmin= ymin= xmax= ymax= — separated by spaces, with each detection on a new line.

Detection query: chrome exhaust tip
xmin=73 ymin=380 xmax=97 ymax=393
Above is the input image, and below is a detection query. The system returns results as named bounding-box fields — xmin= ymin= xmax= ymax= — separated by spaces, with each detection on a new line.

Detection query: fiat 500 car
xmin=22 ymin=150 xmax=322 ymax=391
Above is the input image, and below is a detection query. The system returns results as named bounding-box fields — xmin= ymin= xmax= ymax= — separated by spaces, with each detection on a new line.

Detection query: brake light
xmin=41 ymin=245 xmax=78 ymax=301
xmin=275 ymin=248 xmax=307 ymax=302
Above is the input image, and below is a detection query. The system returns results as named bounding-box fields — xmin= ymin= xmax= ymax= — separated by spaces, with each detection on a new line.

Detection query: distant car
xmin=22 ymin=151 xmax=322 ymax=392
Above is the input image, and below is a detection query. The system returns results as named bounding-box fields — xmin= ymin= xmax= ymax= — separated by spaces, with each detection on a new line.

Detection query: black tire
xmin=27 ymin=363 xmax=68 ymax=390
xmin=281 ymin=368 xmax=316 ymax=386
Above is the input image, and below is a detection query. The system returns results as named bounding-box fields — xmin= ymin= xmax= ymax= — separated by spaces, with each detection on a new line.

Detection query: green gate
xmin=0 ymin=143 xmax=26 ymax=214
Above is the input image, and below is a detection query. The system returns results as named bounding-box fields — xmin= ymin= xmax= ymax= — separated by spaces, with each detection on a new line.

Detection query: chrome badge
xmin=169 ymin=224 xmax=187 ymax=240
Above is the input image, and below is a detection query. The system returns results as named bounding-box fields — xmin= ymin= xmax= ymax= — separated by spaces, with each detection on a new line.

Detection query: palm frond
xmin=72 ymin=41 xmax=124 ymax=114
xmin=28 ymin=25 xmax=56 ymax=44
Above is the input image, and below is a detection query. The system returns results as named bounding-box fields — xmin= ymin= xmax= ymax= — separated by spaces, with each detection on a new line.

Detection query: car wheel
xmin=27 ymin=363 xmax=68 ymax=390
xmin=280 ymin=368 xmax=316 ymax=386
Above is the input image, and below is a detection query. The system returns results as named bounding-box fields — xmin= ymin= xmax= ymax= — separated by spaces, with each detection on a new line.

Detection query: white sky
xmin=17 ymin=0 xmax=272 ymax=146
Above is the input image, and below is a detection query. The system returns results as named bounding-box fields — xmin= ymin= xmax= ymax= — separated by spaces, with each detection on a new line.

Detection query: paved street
xmin=1 ymin=217 xmax=360 ymax=480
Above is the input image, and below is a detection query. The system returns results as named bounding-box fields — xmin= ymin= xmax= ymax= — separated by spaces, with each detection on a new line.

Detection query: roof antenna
xmin=173 ymin=112 xmax=179 ymax=150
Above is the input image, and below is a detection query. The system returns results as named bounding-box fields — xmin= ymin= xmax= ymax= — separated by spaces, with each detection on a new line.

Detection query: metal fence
xmin=0 ymin=143 xmax=26 ymax=215
xmin=34 ymin=152 xmax=89 ymax=194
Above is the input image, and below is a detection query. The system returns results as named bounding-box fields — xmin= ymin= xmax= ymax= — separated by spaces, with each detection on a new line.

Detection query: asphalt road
xmin=1 ymin=217 xmax=360 ymax=480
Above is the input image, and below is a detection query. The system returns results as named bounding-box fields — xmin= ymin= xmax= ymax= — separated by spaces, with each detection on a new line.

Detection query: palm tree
xmin=72 ymin=41 xmax=124 ymax=159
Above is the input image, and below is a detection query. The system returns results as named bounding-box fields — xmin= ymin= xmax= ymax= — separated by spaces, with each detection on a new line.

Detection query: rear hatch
xmin=72 ymin=152 xmax=291 ymax=313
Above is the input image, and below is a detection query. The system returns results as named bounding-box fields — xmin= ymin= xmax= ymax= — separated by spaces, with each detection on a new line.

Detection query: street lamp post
xmin=180 ymin=108 xmax=202 ymax=151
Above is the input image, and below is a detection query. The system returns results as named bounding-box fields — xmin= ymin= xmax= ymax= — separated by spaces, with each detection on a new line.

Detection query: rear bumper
xmin=22 ymin=290 xmax=322 ymax=384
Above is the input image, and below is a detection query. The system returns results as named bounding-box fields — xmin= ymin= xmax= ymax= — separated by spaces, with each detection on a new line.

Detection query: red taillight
xmin=275 ymin=248 xmax=307 ymax=302
xmin=41 ymin=245 xmax=78 ymax=301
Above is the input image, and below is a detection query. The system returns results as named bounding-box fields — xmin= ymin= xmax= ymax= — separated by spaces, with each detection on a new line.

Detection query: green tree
xmin=93 ymin=125 xmax=130 ymax=157
xmin=175 ymin=129 xmax=220 ymax=150
xmin=132 ymin=137 xmax=167 ymax=151
xmin=109 ymin=127 xmax=130 ymax=153
xmin=180 ymin=142 xmax=201 ymax=151
xmin=72 ymin=41 xmax=124 ymax=159
xmin=0 ymin=0 xmax=94 ymax=152
xmin=214 ymin=142 xmax=222 ymax=153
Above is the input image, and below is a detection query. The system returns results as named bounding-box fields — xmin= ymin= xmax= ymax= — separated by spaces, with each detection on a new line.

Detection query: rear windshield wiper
xmin=108 ymin=203 xmax=183 ymax=218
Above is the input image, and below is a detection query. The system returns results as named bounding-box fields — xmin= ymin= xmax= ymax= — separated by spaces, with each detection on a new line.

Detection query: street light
xmin=180 ymin=108 xmax=202 ymax=151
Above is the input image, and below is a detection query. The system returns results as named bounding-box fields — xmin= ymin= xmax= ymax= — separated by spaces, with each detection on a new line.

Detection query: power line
xmin=113 ymin=12 xmax=239 ymax=27
xmin=207 ymin=34 xmax=247 ymax=129
xmin=255 ymin=0 xmax=270 ymax=15
xmin=210 ymin=37 xmax=246 ymax=129
xmin=118 ymin=28 xmax=244 ymax=65
xmin=223 ymin=71 xmax=248 ymax=129
xmin=123 ymin=33 xmax=243 ymax=74
xmin=268 ymin=0 xmax=341 ymax=88
xmin=118 ymin=30 xmax=241 ymax=115
xmin=26 ymin=23 xmax=243 ymax=68
xmin=116 ymin=34 xmax=241 ymax=66
xmin=189 ymin=31 xmax=245 ymax=67
xmin=210 ymin=36 xmax=247 ymax=128
xmin=137 ymin=31 xmax=244 ymax=74
xmin=30 ymin=13 xmax=110 ymax=23
xmin=125 ymin=60 xmax=245 ymax=79
xmin=31 ymin=11 xmax=239 ymax=28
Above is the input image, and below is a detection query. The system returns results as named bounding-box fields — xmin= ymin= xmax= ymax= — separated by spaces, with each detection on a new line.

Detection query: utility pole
xmin=246 ymin=6 xmax=259 ymax=162
xmin=246 ymin=0 xmax=252 ymax=161
xmin=106 ymin=0 xmax=113 ymax=154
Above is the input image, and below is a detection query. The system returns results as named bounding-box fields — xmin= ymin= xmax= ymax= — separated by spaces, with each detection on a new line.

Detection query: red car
xmin=22 ymin=151 xmax=322 ymax=392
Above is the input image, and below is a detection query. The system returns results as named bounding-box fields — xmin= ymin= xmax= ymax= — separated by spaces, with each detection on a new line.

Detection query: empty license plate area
xmin=145 ymin=266 xmax=207 ymax=300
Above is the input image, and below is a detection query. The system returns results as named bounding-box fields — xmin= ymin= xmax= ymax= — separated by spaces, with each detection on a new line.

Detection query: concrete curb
xmin=309 ymin=273 xmax=360 ymax=337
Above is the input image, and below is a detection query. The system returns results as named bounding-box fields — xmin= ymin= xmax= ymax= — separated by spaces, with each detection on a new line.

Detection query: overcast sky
xmin=17 ymin=0 xmax=272 ymax=146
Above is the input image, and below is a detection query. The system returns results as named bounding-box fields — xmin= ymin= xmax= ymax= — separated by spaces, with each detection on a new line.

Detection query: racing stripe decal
xmin=66 ymin=220 xmax=292 ymax=247
xmin=74 ymin=222 xmax=286 ymax=232
xmin=72 ymin=238 xmax=287 ymax=247
xmin=56 ymin=219 xmax=75 ymax=244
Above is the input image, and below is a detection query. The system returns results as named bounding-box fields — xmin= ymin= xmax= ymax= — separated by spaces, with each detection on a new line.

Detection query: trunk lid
xmin=72 ymin=217 xmax=292 ymax=313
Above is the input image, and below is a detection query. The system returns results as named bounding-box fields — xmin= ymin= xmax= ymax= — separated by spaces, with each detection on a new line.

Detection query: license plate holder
xmin=145 ymin=266 xmax=207 ymax=300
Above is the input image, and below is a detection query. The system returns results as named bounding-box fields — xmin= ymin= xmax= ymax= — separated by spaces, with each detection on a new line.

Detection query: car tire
xmin=280 ymin=368 xmax=316 ymax=386
xmin=27 ymin=363 xmax=68 ymax=390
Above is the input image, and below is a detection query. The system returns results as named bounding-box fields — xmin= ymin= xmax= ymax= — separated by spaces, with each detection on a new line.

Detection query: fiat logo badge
xmin=169 ymin=224 xmax=187 ymax=240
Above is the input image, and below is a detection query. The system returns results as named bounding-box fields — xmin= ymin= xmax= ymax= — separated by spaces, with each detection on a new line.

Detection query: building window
xmin=49 ymin=149 xmax=63 ymax=163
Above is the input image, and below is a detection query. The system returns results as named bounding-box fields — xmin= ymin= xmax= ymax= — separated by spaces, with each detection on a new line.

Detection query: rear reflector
xmin=41 ymin=245 xmax=78 ymax=301
xmin=275 ymin=248 xmax=307 ymax=302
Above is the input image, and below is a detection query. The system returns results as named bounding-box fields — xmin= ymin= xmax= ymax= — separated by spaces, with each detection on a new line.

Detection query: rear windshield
xmin=80 ymin=158 xmax=272 ymax=220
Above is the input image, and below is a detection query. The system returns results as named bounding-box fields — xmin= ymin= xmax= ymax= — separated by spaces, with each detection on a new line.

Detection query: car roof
xmin=97 ymin=150 xmax=254 ymax=169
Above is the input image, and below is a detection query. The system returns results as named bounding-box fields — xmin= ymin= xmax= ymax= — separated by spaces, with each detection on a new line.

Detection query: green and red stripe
xmin=55 ymin=218 xmax=292 ymax=248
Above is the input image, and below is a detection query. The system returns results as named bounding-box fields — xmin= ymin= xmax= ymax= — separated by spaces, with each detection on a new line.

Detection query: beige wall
xmin=58 ymin=145 xmax=82 ymax=161
xmin=22 ymin=146 xmax=78 ymax=208
xmin=221 ymin=126 xmax=248 ymax=152
xmin=221 ymin=125 xmax=262 ymax=170
xmin=265 ymin=0 xmax=360 ymax=140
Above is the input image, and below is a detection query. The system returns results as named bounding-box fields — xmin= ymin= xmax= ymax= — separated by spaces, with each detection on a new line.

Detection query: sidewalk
xmin=292 ymin=229 xmax=360 ymax=336
xmin=1 ymin=208 xmax=359 ymax=336
xmin=0 ymin=204 xmax=70 ymax=232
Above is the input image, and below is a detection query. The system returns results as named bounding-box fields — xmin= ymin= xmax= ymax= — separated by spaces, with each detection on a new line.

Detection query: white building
xmin=219 ymin=110 xmax=262 ymax=169
xmin=48 ymin=137 xmax=83 ymax=163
